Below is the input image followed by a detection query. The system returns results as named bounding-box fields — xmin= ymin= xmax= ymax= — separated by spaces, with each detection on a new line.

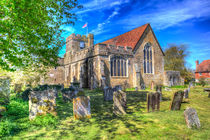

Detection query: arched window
xmin=144 ymin=43 xmax=153 ymax=73
xmin=110 ymin=56 xmax=127 ymax=77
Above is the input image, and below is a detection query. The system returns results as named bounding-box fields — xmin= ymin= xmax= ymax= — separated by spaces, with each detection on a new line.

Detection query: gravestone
xmin=103 ymin=87 xmax=113 ymax=101
xmin=62 ymin=86 xmax=79 ymax=102
xmin=29 ymin=89 xmax=57 ymax=120
xmin=0 ymin=77 xmax=10 ymax=105
xmin=184 ymin=107 xmax=201 ymax=129
xmin=73 ymin=96 xmax=91 ymax=119
xmin=140 ymin=83 xmax=146 ymax=90
xmin=184 ymin=89 xmax=189 ymax=98
xmin=170 ymin=91 xmax=184 ymax=110
xmin=156 ymin=85 xmax=162 ymax=93
xmin=135 ymin=87 xmax=138 ymax=91
xmin=151 ymin=81 xmax=154 ymax=90
xmin=203 ymin=88 xmax=210 ymax=98
xmin=113 ymin=90 xmax=126 ymax=115
xmin=113 ymin=85 xmax=122 ymax=91
xmin=156 ymin=85 xmax=162 ymax=101
xmin=147 ymin=92 xmax=160 ymax=112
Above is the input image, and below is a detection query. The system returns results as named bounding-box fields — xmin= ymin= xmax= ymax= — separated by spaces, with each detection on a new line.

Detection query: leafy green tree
xmin=0 ymin=0 xmax=81 ymax=71
xmin=164 ymin=44 xmax=194 ymax=83
xmin=164 ymin=44 xmax=187 ymax=76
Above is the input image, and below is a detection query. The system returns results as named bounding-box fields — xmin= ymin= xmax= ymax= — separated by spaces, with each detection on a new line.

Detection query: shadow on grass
xmin=47 ymin=89 xmax=154 ymax=139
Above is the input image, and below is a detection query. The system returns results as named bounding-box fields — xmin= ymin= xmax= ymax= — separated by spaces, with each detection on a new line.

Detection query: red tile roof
xmin=101 ymin=23 xmax=149 ymax=50
xmin=196 ymin=60 xmax=210 ymax=72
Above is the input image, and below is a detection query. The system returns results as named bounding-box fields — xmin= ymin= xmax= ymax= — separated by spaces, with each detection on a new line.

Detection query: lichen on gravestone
xmin=170 ymin=91 xmax=184 ymax=110
xmin=184 ymin=107 xmax=201 ymax=129
xmin=73 ymin=96 xmax=91 ymax=119
xmin=29 ymin=89 xmax=57 ymax=120
xmin=113 ymin=90 xmax=126 ymax=115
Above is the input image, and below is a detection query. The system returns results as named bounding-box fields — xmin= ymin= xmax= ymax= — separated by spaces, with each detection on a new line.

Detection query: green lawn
xmin=2 ymin=86 xmax=210 ymax=140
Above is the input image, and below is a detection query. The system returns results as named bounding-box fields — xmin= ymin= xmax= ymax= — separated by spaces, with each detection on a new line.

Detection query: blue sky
xmin=60 ymin=0 xmax=210 ymax=70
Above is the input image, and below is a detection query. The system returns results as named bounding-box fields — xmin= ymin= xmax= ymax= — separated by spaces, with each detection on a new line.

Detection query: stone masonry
xmin=42 ymin=24 xmax=183 ymax=89
xmin=29 ymin=89 xmax=57 ymax=120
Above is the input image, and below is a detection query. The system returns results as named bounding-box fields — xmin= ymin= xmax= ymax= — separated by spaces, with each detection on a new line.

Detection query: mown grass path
xmin=8 ymin=86 xmax=210 ymax=140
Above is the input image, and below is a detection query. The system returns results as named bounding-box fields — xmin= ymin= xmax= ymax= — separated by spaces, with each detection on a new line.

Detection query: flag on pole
xmin=82 ymin=23 xmax=87 ymax=28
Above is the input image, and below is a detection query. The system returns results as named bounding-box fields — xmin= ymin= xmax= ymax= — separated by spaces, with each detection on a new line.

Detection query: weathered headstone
xmin=113 ymin=90 xmax=126 ymax=115
xmin=29 ymin=89 xmax=57 ymax=120
xmin=147 ymin=92 xmax=160 ymax=112
xmin=113 ymin=85 xmax=122 ymax=91
xmin=103 ymin=87 xmax=113 ymax=101
xmin=156 ymin=85 xmax=162 ymax=93
xmin=62 ymin=86 xmax=78 ymax=102
xmin=0 ymin=77 xmax=10 ymax=105
xmin=184 ymin=107 xmax=201 ymax=129
xmin=151 ymin=81 xmax=154 ymax=90
xmin=170 ymin=91 xmax=184 ymax=110
xmin=203 ymin=88 xmax=210 ymax=98
xmin=141 ymin=83 xmax=146 ymax=90
xmin=73 ymin=96 xmax=91 ymax=119
xmin=184 ymin=89 xmax=189 ymax=98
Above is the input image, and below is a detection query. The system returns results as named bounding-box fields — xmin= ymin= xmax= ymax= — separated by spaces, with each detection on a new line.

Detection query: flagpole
xmin=87 ymin=23 xmax=88 ymax=36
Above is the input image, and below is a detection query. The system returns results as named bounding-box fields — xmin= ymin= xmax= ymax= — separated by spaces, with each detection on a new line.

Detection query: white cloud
xmin=77 ymin=0 xmax=129 ymax=14
xmin=120 ymin=0 xmax=210 ymax=30
xmin=91 ymin=8 xmax=119 ymax=35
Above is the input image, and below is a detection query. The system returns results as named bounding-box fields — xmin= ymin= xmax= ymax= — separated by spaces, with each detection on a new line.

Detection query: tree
xmin=164 ymin=44 xmax=193 ymax=83
xmin=0 ymin=0 xmax=82 ymax=71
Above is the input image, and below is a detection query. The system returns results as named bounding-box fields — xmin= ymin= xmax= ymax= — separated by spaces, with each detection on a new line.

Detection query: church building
xmin=42 ymin=23 xmax=182 ymax=88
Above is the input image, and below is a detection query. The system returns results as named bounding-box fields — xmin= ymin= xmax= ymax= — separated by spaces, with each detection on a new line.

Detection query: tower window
xmin=80 ymin=41 xmax=85 ymax=49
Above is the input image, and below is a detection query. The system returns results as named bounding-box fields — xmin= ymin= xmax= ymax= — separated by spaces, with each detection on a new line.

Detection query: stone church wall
xmin=43 ymin=25 xmax=166 ymax=89
xmin=163 ymin=71 xmax=183 ymax=86
xmin=134 ymin=26 xmax=164 ymax=88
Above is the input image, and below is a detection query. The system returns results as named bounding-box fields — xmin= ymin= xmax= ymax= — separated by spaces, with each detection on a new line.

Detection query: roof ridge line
xmin=101 ymin=23 xmax=149 ymax=44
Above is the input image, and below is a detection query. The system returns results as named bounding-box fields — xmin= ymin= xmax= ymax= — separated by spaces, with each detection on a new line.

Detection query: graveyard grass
xmin=2 ymin=86 xmax=210 ymax=139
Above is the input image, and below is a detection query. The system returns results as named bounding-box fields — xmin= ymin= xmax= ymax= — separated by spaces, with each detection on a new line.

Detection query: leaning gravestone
xmin=113 ymin=90 xmax=126 ymax=115
xmin=170 ymin=91 xmax=184 ymax=110
xmin=29 ymin=89 xmax=57 ymax=120
xmin=0 ymin=77 xmax=10 ymax=105
xmin=184 ymin=89 xmax=189 ymax=98
xmin=184 ymin=107 xmax=201 ymax=129
xmin=203 ymin=88 xmax=210 ymax=98
xmin=147 ymin=92 xmax=160 ymax=112
xmin=103 ymin=86 xmax=113 ymax=101
xmin=73 ymin=96 xmax=91 ymax=119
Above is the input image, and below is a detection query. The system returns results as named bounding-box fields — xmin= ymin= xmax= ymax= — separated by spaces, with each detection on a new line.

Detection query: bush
xmin=30 ymin=114 xmax=58 ymax=127
xmin=199 ymin=78 xmax=206 ymax=87
xmin=4 ymin=97 xmax=28 ymax=119
xmin=0 ymin=119 xmax=17 ymax=138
